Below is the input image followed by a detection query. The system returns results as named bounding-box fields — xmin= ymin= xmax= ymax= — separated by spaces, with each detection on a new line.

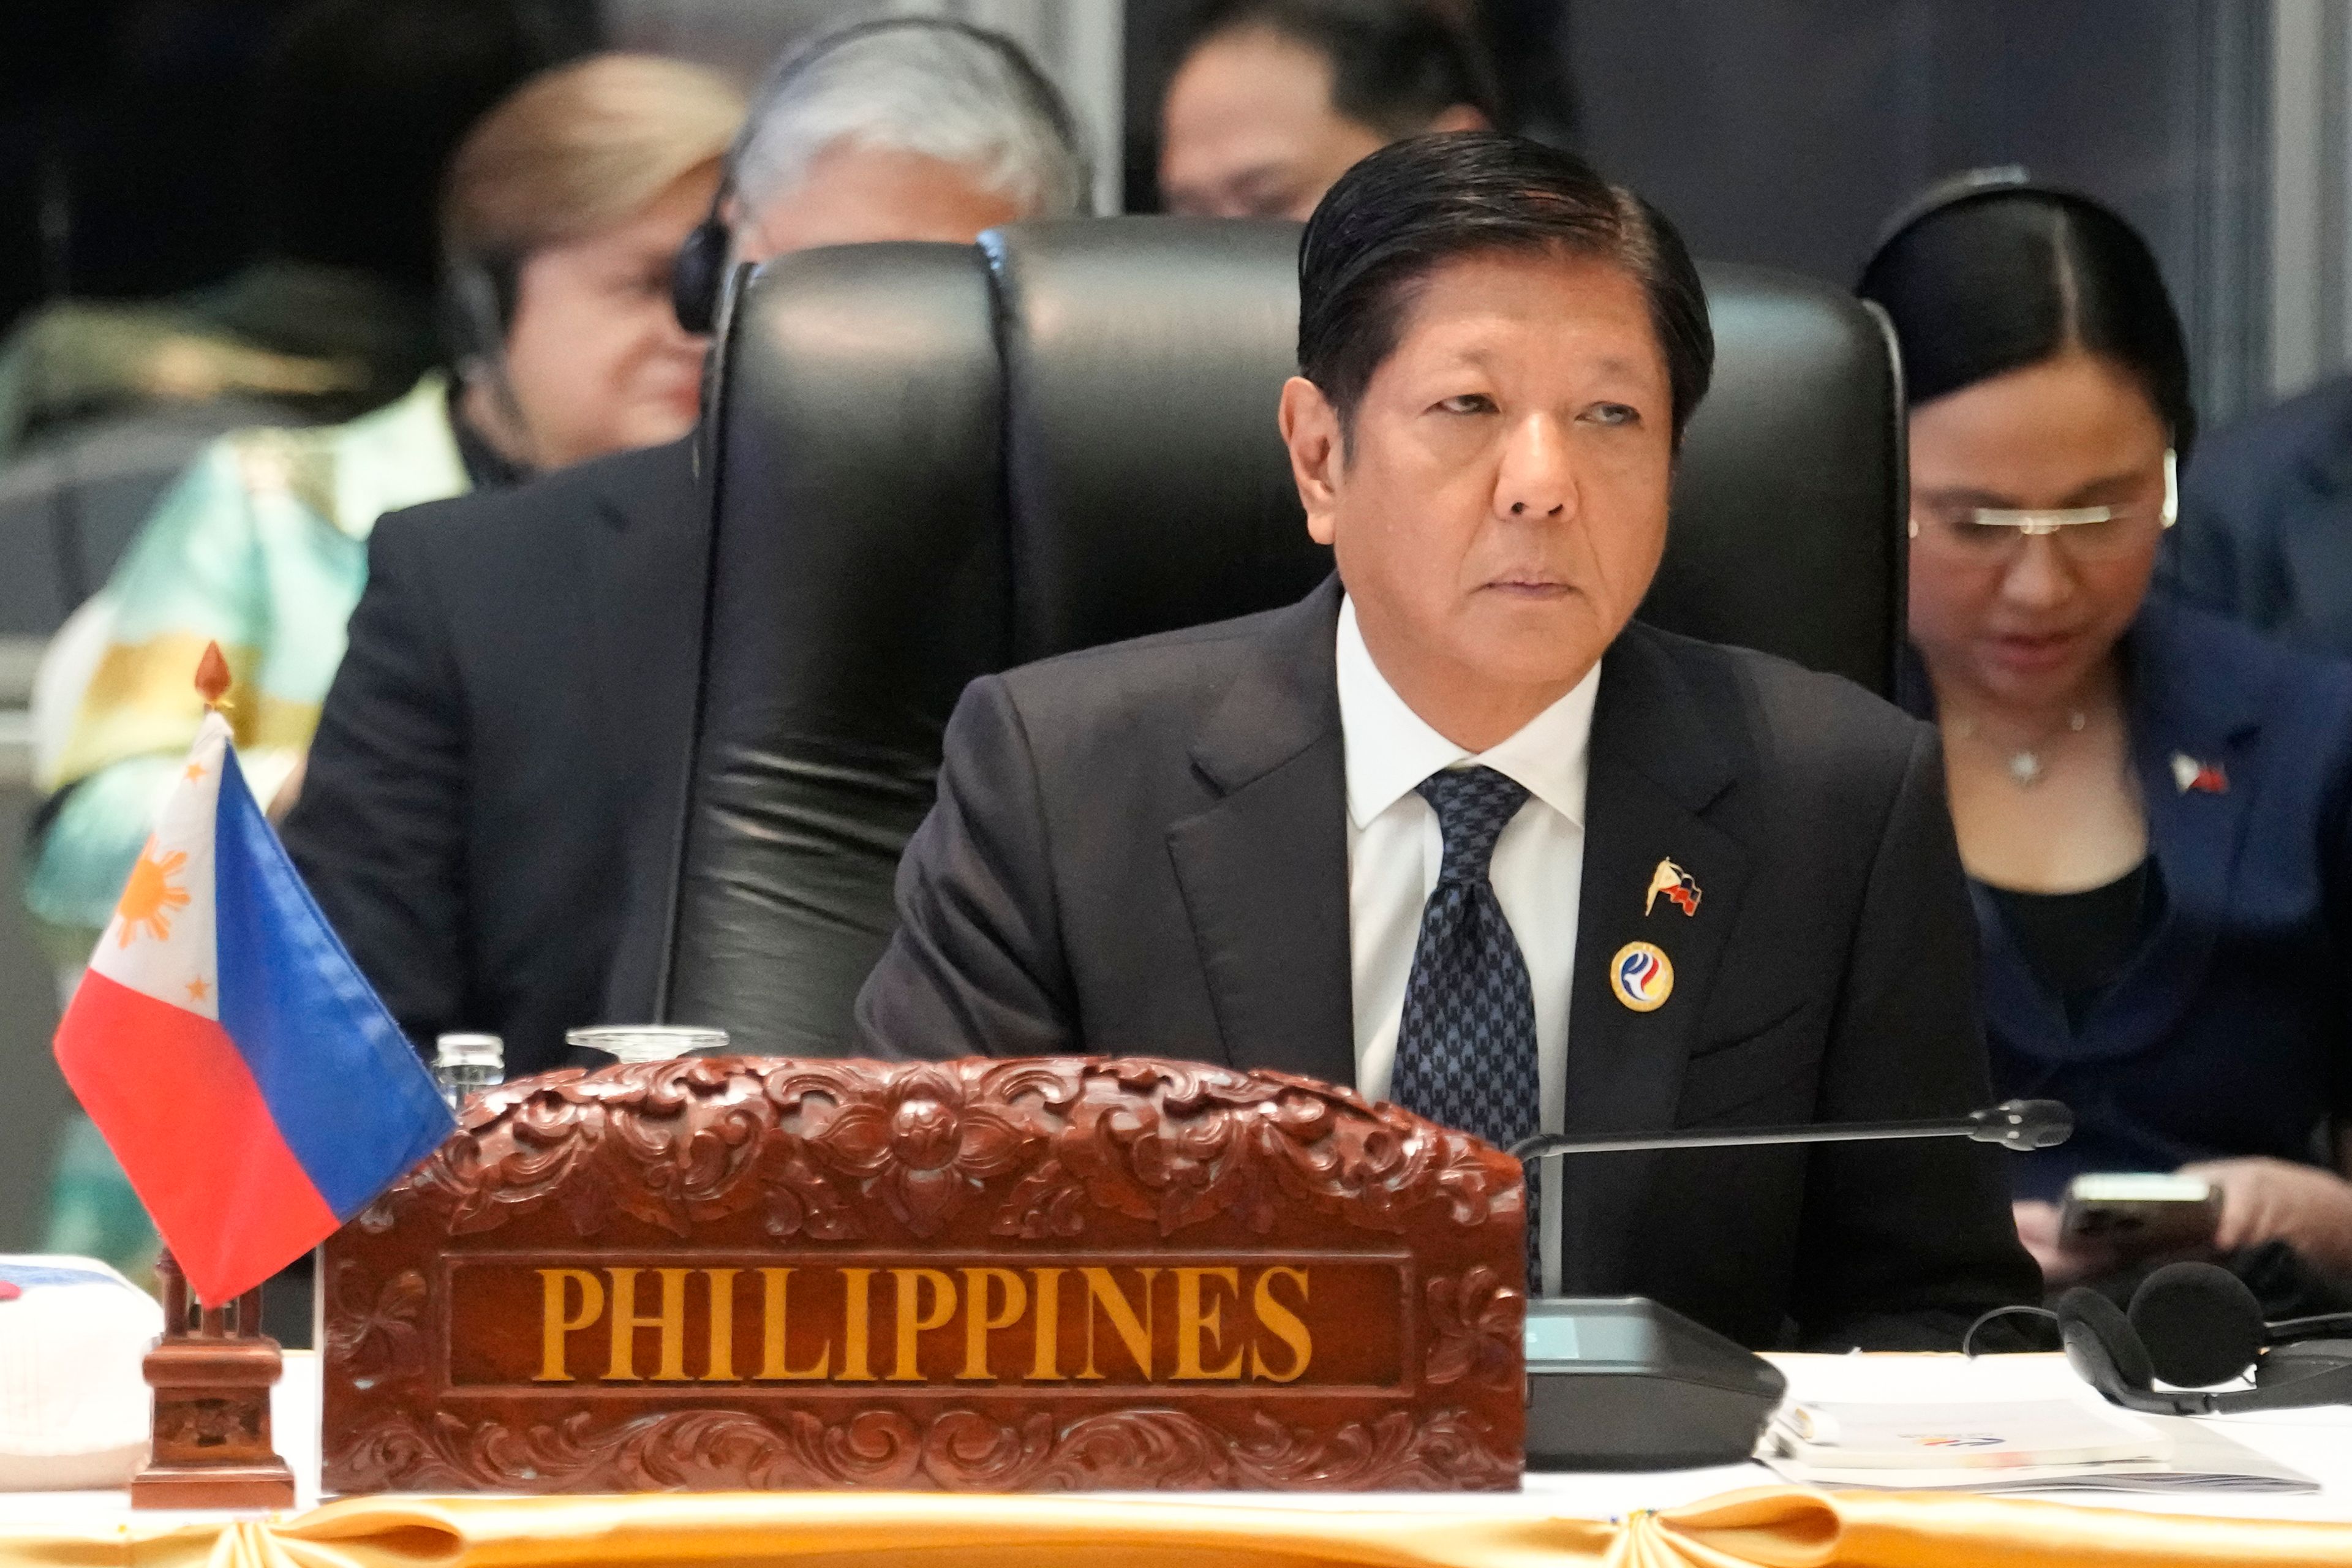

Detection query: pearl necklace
xmin=1951 ymin=710 xmax=2087 ymax=787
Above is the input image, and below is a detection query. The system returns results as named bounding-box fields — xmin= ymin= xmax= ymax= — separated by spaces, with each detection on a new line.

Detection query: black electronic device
xmin=1523 ymin=1297 xmax=1787 ymax=1470
xmin=2057 ymin=1173 xmax=2222 ymax=1255
xmin=2260 ymin=1340 xmax=2352 ymax=1383
xmin=2059 ymin=1260 xmax=2352 ymax=1414
xmin=1509 ymin=1099 xmax=2070 ymax=1470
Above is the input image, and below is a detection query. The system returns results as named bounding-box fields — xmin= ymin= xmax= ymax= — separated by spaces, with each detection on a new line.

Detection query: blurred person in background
xmin=0 ymin=0 xmax=559 ymax=465
xmin=1158 ymin=0 xmax=1498 ymax=221
xmin=282 ymin=18 xmax=1089 ymax=1081
xmin=1860 ymin=173 xmax=2352 ymax=1316
xmin=2168 ymin=368 xmax=2352 ymax=660
xmin=0 ymin=0 xmax=561 ymax=639
xmin=30 ymin=53 xmax=742 ymax=1281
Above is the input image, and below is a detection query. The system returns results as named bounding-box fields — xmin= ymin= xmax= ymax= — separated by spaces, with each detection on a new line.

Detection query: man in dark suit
xmin=284 ymin=19 xmax=1091 ymax=1075
xmin=857 ymin=134 xmax=2038 ymax=1350
xmin=283 ymin=440 xmax=701 ymax=1072
xmin=2166 ymin=372 xmax=2352 ymax=658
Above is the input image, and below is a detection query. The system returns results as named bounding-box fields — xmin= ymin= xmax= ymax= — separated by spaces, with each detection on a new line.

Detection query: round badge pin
xmin=1609 ymin=941 xmax=1674 ymax=1012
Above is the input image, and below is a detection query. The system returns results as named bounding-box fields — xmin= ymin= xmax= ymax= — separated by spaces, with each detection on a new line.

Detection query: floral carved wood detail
xmin=1423 ymin=1268 xmax=1523 ymax=1392
xmin=323 ymin=1055 xmax=1526 ymax=1494
xmin=323 ymin=1264 xmax=430 ymax=1387
xmin=364 ymin=1056 xmax=1513 ymax=1244
xmin=333 ymin=1403 xmax=1519 ymax=1494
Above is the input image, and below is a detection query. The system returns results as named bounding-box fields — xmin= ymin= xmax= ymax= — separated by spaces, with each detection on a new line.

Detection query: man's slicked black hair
xmin=1177 ymin=0 xmax=1505 ymax=135
xmin=1297 ymin=132 xmax=1714 ymax=446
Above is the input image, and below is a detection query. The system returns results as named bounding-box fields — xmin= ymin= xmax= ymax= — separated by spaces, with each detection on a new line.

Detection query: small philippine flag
xmin=51 ymin=699 xmax=453 ymax=1306
xmin=1644 ymin=856 xmax=1702 ymax=918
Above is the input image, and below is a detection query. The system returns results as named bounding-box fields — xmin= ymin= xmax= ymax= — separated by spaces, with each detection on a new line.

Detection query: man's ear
xmin=1427 ymin=104 xmax=1490 ymax=134
xmin=1279 ymin=375 xmax=1344 ymax=546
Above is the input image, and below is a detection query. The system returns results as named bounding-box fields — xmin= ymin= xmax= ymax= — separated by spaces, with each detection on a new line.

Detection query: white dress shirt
xmin=1336 ymin=595 xmax=1597 ymax=1289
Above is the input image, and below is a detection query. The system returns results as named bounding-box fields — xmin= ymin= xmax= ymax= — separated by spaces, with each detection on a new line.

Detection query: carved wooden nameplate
xmin=321 ymin=1057 xmax=1525 ymax=1493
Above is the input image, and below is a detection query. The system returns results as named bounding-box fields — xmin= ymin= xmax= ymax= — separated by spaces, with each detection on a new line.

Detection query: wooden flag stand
xmin=130 ymin=1252 xmax=294 ymax=1509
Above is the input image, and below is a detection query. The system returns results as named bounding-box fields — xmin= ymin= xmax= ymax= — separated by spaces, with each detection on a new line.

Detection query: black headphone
xmin=670 ymin=16 xmax=1088 ymax=334
xmin=1861 ymin=162 xmax=2190 ymax=514
xmin=440 ymin=255 xmax=516 ymax=374
xmin=668 ymin=186 xmax=731 ymax=336
xmin=1863 ymin=164 xmax=2053 ymax=265
xmin=436 ymin=250 xmax=546 ymax=467
xmin=2059 ymin=1261 xmax=2352 ymax=1415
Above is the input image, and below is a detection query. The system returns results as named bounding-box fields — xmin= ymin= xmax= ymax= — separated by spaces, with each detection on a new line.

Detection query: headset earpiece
xmin=671 ymin=213 xmax=729 ymax=335
xmin=440 ymin=261 xmax=510 ymax=377
xmin=439 ymin=257 xmax=541 ymax=469
xmin=2063 ymin=1263 xmax=2352 ymax=1417
xmin=2056 ymin=1287 xmax=2166 ymax=1410
xmin=2128 ymin=1261 xmax=2263 ymax=1387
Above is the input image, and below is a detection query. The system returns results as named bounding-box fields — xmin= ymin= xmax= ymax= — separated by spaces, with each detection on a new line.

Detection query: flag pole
xmin=131 ymin=1249 xmax=293 ymax=1508
xmin=195 ymin=641 xmax=232 ymax=712
xmin=124 ymin=649 xmax=293 ymax=1509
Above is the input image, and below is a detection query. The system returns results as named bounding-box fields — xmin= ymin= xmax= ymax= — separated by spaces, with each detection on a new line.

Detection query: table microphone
xmin=1502 ymin=1098 xmax=2071 ymax=1471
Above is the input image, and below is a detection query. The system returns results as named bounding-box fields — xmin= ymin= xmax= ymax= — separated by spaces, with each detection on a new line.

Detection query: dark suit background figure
xmin=2168 ymin=373 xmax=2352 ymax=658
xmin=856 ymin=577 xmax=2041 ymax=1351
xmin=283 ymin=439 xmax=703 ymax=1075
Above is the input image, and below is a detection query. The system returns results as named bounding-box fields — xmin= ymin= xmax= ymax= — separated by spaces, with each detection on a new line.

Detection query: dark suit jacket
xmin=856 ymin=578 xmax=2039 ymax=1351
xmin=283 ymin=439 xmax=704 ymax=1076
xmin=1907 ymin=598 xmax=2352 ymax=1200
xmin=2169 ymin=374 xmax=2352 ymax=658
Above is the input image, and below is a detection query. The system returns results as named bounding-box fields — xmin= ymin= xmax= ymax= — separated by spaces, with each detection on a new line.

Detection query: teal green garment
xmin=24 ymin=374 xmax=469 ymax=955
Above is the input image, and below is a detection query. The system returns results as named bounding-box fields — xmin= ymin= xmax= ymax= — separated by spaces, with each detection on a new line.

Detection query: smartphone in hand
xmin=2058 ymin=1172 xmax=2222 ymax=1255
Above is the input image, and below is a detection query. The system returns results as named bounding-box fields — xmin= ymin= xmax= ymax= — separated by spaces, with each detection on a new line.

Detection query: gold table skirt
xmin=2 ymin=1487 xmax=2347 ymax=1568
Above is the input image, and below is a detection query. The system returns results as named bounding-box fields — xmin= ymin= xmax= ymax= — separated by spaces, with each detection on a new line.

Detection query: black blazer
xmin=283 ymin=439 xmax=703 ymax=1076
xmin=857 ymin=577 xmax=2039 ymax=1350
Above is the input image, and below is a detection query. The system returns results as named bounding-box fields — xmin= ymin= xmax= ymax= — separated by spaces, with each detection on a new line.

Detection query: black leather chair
xmin=658 ymin=217 xmax=1904 ymax=1056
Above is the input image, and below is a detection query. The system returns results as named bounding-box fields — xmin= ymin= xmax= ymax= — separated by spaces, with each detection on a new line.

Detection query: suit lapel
xmin=586 ymin=441 xmax=707 ymax=775
xmin=575 ymin=441 xmax=709 ymax=1023
xmin=2075 ymin=601 xmax=2263 ymax=1055
xmin=1166 ymin=578 xmax=1355 ymax=1084
xmin=1558 ymin=625 xmax=1751 ymax=1289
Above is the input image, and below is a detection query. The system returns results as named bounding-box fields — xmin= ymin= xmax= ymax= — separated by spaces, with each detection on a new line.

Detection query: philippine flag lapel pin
xmin=2169 ymin=752 xmax=2228 ymax=794
xmin=1643 ymin=857 xmax=1701 ymax=916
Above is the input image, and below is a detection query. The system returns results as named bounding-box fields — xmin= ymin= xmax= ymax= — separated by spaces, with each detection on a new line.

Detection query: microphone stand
xmin=1507 ymin=1099 xmax=2075 ymax=1160
xmin=1508 ymin=1099 xmax=2070 ymax=1472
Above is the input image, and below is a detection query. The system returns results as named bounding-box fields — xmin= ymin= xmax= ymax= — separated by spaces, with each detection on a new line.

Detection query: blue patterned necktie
xmin=1388 ymin=766 xmax=1541 ymax=1275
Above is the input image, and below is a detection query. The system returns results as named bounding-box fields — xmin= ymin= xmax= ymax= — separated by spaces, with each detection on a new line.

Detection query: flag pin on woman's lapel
xmin=2169 ymin=752 xmax=2227 ymax=794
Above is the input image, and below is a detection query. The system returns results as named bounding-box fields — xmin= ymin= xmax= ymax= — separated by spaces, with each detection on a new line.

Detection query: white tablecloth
xmin=0 ymin=1348 xmax=2345 ymax=1529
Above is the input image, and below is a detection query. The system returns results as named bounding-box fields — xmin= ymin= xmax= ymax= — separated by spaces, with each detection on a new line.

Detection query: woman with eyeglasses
xmin=1860 ymin=173 xmax=2352 ymax=1304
